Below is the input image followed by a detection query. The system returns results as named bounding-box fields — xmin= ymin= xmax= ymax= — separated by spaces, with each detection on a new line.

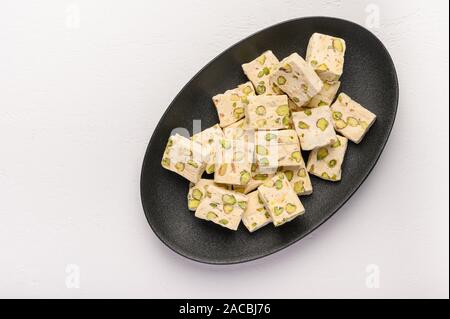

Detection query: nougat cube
xmin=195 ymin=185 xmax=248 ymax=231
xmin=187 ymin=179 xmax=230 ymax=211
xmin=242 ymin=50 xmax=282 ymax=96
xmin=214 ymin=139 xmax=254 ymax=186
xmin=292 ymin=106 xmax=338 ymax=151
xmin=307 ymin=81 xmax=341 ymax=108
xmin=242 ymin=191 xmax=272 ymax=233
xmin=161 ymin=134 xmax=207 ymax=184
xmin=279 ymin=165 xmax=313 ymax=196
xmin=245 ymin=95 xmax=290 ymax=130
xmin=307 ymin=135 xmax=348 ymax=182
xmin=213 ymin=82 xmax=255 ymax=128
xmin=233 ymin=164 xmax=275 ymax=194
xmin=191 ymin=124 xmax=224 ymax=174
xmin=330 ymin=93 xmax=377 ymax=144
xmin=306 ymin=33 xmax=346 ymax=82
xmin=258 ymin=173 xmax=305 ymax=227
xmin=270 ymin=53 xmax=323 ymax=108
xmin=254 ymin=130 xmax=302 ymax=173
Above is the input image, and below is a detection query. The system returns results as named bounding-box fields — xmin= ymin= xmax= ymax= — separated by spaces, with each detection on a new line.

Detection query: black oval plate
xmin=141 ymin=17 xmax=398 ymax=265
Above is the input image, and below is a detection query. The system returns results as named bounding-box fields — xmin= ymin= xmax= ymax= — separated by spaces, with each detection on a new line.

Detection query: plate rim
xmin=140 ymin=16 xmax=399 ymax=265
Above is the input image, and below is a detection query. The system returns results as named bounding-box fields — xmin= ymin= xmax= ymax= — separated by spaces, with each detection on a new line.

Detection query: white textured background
xmin=0 ymin=0 xmax=448 ymax=299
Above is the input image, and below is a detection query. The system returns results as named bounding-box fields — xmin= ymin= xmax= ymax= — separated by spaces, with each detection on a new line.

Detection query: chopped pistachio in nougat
xmin=242 ymin=191 xmax=272 ymax=232
xmin=278 ymin=164 xmax=313 ymax=196
xmin=292 ymin=106 xmax=337 ymax=151
xmin=191 ymin=124 xmax=224 ymax=174
xmin=254 ymin=130 xmax=302 ymax=173
xmin=307 ymin=135 xmax=348 ymax=182
xmin=307 ymin=81 xmax=341 ymax=108
xmin=195 ymin=185 xmax=248 ymax=231
xmin=330 ymin=93 xmax=377 ymax=144
xmin=161 ymin=134 xmax=208 ymax=184
xmin=187 ymin=179 xmax=230 ymax=211
xmin=245 ymin=95 xmax=290 ymax=130
xmin=270 ymin=53 xmax=323 ymax=108
xmin=213 ymin=82 xmax=255 ymax=128
xmin=233 ymin=163 xmax=275 ymax=194
xmin=242 ymin=50 xmax=282 ymax=96
xmin=258 ymin=173 xmax=305 ymax=227
xmin=214 ymin=139 xmax=254 ymax=186
xmin=306 ymin=33 xmax=346 ymax=83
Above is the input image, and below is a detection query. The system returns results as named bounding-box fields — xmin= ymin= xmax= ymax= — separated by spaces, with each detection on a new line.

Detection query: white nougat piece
xmin=254 ymin=130 xmax=302 ymax=173
xmin=242 ymin=191 xmax=272 ymax=233
xmin=213 ymin=82 xmax=255 ymax=128
xmin=214 ymin=139 xmax=254 ymax=186
xmin=242 ymin=50 xmax=282 ymax=96
xmin=279 ymin=164 xmax=313 ymax=196
xmin=191 ymin=124 xmax=224 ymax=174
xmin=307 ymin=135 xmax=348 ymax=182
xmin=306 ymin=33 xmax=346 ymax=83
xmin=161 ymin=134 xmax=208 ymax=184
xmin=245 ymin=95 xmax=290 ymax=130
xmin=195 ymin=185 xmax=248 ymax=231
xmin=187 ymin=179 xmax=230 ymax=211
xmin=307 ymin=81 xmax=341 ymax=108
xmin=258 ymin=173 xmax=305 ymax=227
xmin=330 ymin=93 xmax=377 ymax=144
xmin=270 ymin=53 xmax=323 ymax=108
xmin=292 ymin=106 xmax=338 ymax=151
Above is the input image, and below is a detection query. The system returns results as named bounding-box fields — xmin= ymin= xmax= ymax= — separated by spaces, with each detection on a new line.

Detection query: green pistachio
xmin=274 ymin=179 xmax=283 ymax=190
xmin=256 ymin=84 xmax=266 ymax=95
xmin=347 ymin=117 xmax=359 ymax=127
xmin=162 ymin=158 xmax=170 ymax=167
xmin=298 ymin=168 xmax=306 ymax=178
xmin=256 ymin=55 xmax=266 ymax=65
xmin=316 ymin=118 xmax=329 ymax=131
xmin=265 ymin=133 xmax=277 ymax=141
xmin=317 ymin=147 xmax=329 ymax=160
xmin=335 ymin=119 xmax=347 ymax=129
xmin=206 ymin=212 xmax=218 ymax=220
xmin=328 ymin=159 xmax=337 ymax=168
xmin=188 ymin=199 xmax=200 ymax=210
xmin=277 ymin=76 xmax=287 ymax=85
xmin=285 ymin=203 xmax=297 ymax=214
xmin=256 ymin=105 xmax=266 ymax=116
xmin=256 ymin=145 xmax=269 ymax=156
xmin=274 ymin=206 xmax=284 ymax=216
xmin=331 ymin=139 xmax=341 ymax=148
xmin=294 ymin=181 xmax=305 ymax=194
xmin=276 ymin=104 xmax=290 ymax=116
xmin=187 ymin=160 xmax=198 ymax=168
xmin=222 ymin=194 xmax=237 ymax=205
xmin=238 ymin=201 xmax=247 ymax=210
xmin=240 ymin=171 xmax=251 ymax=185
xmin=284 ymin=170 xmax=294 ymax=181
xmin=175 ymin=162 xmax=185 ymax=172
xmin=291 ymin=151 xmax=301 ymax=163
xmin=298 ymin=121 xmax=310 ymax=129
xmin=192 ymin=188 xmax=203 ymax=200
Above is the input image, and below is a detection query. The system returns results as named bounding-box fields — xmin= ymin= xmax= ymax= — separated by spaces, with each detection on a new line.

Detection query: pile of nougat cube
xmin=161 ymin=33 xmax=377 ymax=232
